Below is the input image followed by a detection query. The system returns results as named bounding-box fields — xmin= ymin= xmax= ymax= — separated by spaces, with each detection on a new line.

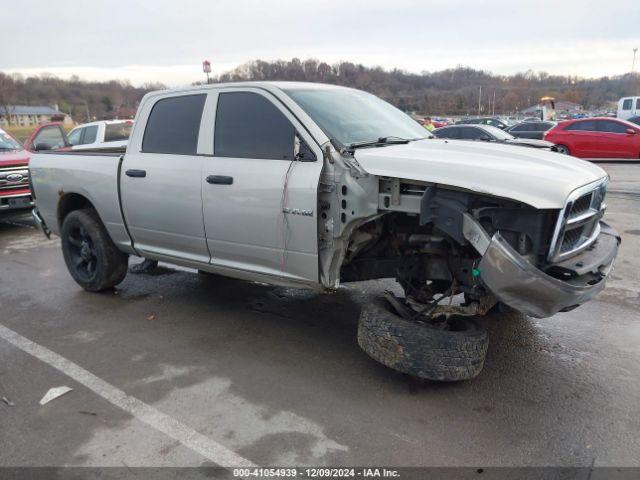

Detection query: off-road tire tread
xmin=357 ymin=299 xmax=489 ymax=381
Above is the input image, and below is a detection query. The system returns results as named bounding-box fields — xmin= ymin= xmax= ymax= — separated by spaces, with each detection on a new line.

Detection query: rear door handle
xmin=125 ymin=169 xmax=146 ymax=178
xmin=206 ymin=175 xmax=233 ymax=185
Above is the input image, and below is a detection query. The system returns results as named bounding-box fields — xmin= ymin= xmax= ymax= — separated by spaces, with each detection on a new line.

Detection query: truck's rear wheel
xmin=61 ymin=209 xmax=128 ymax=292
xmin=357 ymin=298 xmax=489 ymax=382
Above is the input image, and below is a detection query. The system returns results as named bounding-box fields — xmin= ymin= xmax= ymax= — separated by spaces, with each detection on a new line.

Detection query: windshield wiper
xmin=348 ymin=136 xmax=422 ymax=150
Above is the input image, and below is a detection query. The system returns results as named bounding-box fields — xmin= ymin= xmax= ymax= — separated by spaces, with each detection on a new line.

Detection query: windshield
xmin=0 ymin=130 xmax=23 ymax=151
xmin=284 ymin=87 xmax=428 ymax=146
xmin=483 ymin=125 xmax=515 ymax=140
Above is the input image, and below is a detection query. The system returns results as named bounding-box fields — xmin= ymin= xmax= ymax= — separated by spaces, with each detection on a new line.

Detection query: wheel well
xmin=57 ymin=193 xmax=95 ymax=230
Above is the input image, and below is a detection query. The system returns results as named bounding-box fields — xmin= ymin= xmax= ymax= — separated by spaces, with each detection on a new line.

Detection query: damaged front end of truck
xmin=318 ymin=144 xmax=620 ymax=321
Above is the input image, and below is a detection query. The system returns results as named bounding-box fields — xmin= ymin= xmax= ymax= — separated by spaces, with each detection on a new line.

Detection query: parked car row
xmin=444 ymin=115 xmax=640 ymax=160
xmin=432 ymin=124 xmax=558 ymax=151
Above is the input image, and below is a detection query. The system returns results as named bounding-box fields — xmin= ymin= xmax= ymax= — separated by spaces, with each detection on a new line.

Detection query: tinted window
xmin=628 ymin=116 xmax=640 ymax=126
xmin=538 ymin=122 xmax=554 ymax=131
xmin=83 ymin=125 xmax=98 ymax=144
xmin=105 ymin=122 xmax=132 ymax=142
xmin=597 ymin=120 xmax=629 ymax=134
xmin=566 ymin=121 xmax=597 ymax=132
xmin=434 ymin=127 xmax=459 ymax=139
xmin=636 ymin=99 xmax=640 ymax=110
xmin=622 ymin=99 xmax=632 ymax=110
xmin=215 ymin=92 xmax=295 ymax=160
xmin=460 ymin=127 xmax=487 ymax=140
xmin=510 ymin=123 xmax=529 ymax=132
xmin=143 ymin=94 xmax=206 ymax=155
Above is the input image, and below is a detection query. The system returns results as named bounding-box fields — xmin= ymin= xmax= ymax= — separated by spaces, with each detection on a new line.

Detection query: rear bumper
xmin=32 ymin=207 xmax=51 ymax=239
xmin=477 ymin=222 xmax=619 ymax=318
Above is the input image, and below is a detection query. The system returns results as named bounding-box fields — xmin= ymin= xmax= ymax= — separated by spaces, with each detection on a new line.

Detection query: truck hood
xmin=353 ymin=139 xmax=607 ymax=209
xmin=0 ymin=149 xmax=30 ymax=167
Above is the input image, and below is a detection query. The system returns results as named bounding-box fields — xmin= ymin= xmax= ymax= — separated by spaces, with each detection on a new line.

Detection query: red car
xmin=544 ymin=117 xmax=640 ymax=160
xmin=0 ymin=123 xmax=69 ymax=219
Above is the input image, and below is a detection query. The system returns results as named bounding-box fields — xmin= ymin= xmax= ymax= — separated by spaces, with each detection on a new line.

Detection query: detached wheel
xmin=555 ymin=144 xmax=570 ymax=155
xmin=357 ymin=299 xmax=489 ymax=382
xmin=61 ymin=209 xmax=128 ymax=292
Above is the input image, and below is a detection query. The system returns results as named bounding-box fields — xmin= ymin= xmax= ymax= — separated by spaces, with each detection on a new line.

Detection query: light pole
xmin=633 ymin=48 xmax=638 ymax=73
xmin=202 ymin=60 xmax=212 ymax=84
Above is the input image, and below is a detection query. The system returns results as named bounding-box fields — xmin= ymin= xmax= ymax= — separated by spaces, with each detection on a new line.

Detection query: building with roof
xmin=0 ymin=105 xmax=73 ymax=127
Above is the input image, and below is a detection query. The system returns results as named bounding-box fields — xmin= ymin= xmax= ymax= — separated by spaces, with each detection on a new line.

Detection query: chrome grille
xmin=548 ymin=178 xmax=607 ymax=263
xmin=0 ymin=166 xmax=30 ymax=192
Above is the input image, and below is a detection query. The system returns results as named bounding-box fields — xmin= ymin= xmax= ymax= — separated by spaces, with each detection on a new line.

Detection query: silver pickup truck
xmin=30 ymin=82 xmax=620 ymax=381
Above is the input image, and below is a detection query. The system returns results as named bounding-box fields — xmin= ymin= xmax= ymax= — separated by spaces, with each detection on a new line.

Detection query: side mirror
xmin=34 ymin=143 xmax=51 ymax=151
xmin=626 ymin=128 xmax=636 ymax=135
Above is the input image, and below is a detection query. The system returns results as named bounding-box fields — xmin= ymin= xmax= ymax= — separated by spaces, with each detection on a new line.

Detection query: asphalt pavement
xmin=0 ymin=163 xmax=639 ymax=470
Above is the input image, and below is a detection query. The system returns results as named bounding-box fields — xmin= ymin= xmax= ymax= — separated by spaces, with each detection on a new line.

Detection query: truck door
xmin=202 ymin=89 xmax=324 ymax=284
xmin=120 ymin=93 xmax=210 ymax=263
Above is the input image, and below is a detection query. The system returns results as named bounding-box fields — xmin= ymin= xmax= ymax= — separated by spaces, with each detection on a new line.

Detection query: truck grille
xmin=0 ymin=166 xmax=30 ymax=193
xmin=548 ymin=179 xmax=607 ymax=262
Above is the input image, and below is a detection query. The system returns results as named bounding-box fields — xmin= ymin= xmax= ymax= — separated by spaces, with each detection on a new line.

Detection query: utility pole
xmin=478 ymin=86 xmax=482 ymax=115
xmin=493 ymin=90 xmax=496 ymax=115
xmin=633 ymin=48 xmax=638 ymax=73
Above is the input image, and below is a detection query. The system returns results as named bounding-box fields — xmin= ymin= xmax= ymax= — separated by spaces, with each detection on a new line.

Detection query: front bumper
xmin=0 ymin=193 xmax=33 ymax=215
xmin=477 ymin=222 xmax=620 ymax=318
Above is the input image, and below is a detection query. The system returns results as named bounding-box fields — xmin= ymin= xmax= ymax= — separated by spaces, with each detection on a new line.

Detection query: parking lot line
xmin=0 ymin=322 xmax=255 ymax=468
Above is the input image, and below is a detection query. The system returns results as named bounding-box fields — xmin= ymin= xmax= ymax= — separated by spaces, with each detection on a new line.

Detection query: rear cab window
xmin=622 ymin=99 xmax=633 ymax=110
xmin=142 ymin=94 xmax=206 ymax=155
xmin=105 ymin=122 xmax=133 ymax=142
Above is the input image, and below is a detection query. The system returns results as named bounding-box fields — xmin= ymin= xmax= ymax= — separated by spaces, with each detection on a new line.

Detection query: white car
xmin=67 ymin=120 xmax=133 ymax=151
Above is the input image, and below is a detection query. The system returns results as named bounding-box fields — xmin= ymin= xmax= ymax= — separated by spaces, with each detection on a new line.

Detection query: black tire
xmin=61 ymin=209 xmax=128 ymax=292
xmin=555 ymin=144 xmax=570 ymax=155
xmin=357 ymin=298 xmax=489 ymax=382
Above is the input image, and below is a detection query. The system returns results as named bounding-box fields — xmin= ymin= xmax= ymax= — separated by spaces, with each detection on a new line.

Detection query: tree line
xmin=1 ymin=59 xmax=639 ymax=121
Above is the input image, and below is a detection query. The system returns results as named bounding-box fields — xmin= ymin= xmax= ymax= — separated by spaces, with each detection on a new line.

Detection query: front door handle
xmin=125 ymin=169 xmax=146 ymax=178
xmin=206 ymin=175 xmax=233 ymax=185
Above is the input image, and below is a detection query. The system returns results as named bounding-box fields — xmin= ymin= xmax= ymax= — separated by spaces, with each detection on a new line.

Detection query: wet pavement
xmin=0 ymin=164 xmax=639 ymax=468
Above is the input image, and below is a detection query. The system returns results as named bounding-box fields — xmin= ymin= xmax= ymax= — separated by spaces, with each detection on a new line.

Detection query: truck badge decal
xmin=282 ymin=207 xmax=314 ymax=217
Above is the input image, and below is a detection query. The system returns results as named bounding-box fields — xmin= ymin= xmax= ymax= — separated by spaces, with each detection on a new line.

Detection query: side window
xmin=67 ymin=128 xmax=82 ymax=146
xmin=566 ymin=121 xmax=596 ymax=132
xmin=142 ymin=94 xmax=206 ymax=155
xmin=597 ymin=120 xmax=628 ymax=134
xmin=105 ymin=122 xmax=132 ymax=142
xmin=435 ymin=128 xmax=456 ymax=139
xmin=215 ymin=92 xmax=295 ymax=160
xmin=622 ymin=99 xmax=632 ymax=110
xmin=538 ymin=122 xmax=554 ymax=131
xmin=33 ymin=125 xmax=66 ymax=150
xmin=460 ymin=127 xmax=485 ymax=140
xmin=510 ymin=124 xmax=528 ymax=132
xmin=82 ymin=125 xmax=98 ymax=144
xmin=636 ymin=99 xmax=640 ymax=110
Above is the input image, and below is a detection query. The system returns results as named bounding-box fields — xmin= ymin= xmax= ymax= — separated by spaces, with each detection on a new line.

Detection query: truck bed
xmin=29 ymin=151 xmax=133 ymax=253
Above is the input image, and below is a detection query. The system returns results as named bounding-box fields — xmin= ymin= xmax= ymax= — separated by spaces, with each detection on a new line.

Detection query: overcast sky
xmin=4 ymin=0 xmax=640 ymax=86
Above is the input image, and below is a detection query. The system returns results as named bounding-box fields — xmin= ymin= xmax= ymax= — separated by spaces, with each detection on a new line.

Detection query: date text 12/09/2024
xmin=233 ymin=468 xmax=400 ymax=478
